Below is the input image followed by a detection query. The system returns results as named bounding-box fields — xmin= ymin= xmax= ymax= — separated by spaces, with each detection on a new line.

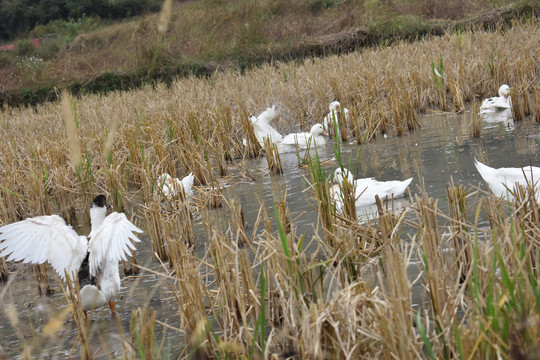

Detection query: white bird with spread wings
xmin=0 ymin=195 xmax=142 ymax=315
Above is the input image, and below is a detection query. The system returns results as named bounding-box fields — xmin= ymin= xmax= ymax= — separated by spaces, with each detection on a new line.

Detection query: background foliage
xmin=0 ymin=0 xmax=164 ymax=40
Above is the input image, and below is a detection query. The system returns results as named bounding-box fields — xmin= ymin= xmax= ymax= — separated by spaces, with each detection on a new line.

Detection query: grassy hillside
xmin=0 ymin=0 xmax=538 ymax=106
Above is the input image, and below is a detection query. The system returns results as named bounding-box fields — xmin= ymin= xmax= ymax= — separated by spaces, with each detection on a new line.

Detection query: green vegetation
xmin=0 ymin=0 xmax=163 ymax=40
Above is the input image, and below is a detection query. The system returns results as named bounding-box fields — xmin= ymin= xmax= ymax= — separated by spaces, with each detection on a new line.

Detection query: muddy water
xmin=0 ymin=109 xmax=539 ymax=358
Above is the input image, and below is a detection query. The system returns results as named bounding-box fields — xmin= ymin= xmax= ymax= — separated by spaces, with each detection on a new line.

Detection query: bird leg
xmin=109 ymin=300 xmax=116 ymax=315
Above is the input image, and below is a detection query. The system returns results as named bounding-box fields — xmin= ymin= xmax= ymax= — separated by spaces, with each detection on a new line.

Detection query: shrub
xmin=14 ymin=39 xmax=37 ymax=57
xmin=0 ymin=51 xmax=14 ymax=66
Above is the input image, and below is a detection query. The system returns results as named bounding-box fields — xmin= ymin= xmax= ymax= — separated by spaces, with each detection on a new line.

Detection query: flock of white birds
xmin=0 ymin=83 xmax=537 ymax=316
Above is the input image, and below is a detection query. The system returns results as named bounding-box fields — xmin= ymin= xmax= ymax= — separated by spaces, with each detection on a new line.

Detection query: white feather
xmin=0 ymin=215 xmax=87 ymax=280
xmin=474 ymin=158 xmax=540 ymax=201
xmin=323 ymin=101 xmax=350 ymax=138
xmin=80 ymin=285 xmax=108 ymax=311
xmin=88 ymin=212 xmax=142 ymax=277
xmin=249 ymin=105 xmax=282 ymax=145
xmin=176 ymin=172 xmax=195 ymax=196
xmin=156 ymin=172 xmax=194 ymax=199
xmin=331 ymin=167 xmax=412 ymax=209
xmin=480 ymin=84 xmax=512 ymax=113
xmin=0 ymin=196 xmax=142 ymax=311
xmin=279 ymin=123 xmax=328 ymax=150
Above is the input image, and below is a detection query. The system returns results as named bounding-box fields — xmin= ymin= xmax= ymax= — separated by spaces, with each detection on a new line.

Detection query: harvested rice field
xmin=0 ymin=19 xmax=539 ymax=359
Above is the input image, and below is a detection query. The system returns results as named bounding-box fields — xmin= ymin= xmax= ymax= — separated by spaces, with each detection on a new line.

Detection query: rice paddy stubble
xmin=0 ymin=20 xmax=538 ymax=359
xmin=263 ymin=136 xmax=283 ymax=175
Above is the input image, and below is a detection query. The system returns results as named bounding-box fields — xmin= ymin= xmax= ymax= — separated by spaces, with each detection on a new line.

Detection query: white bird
xmin=0 ymin=195 xmax=142 ymax=314
xmin=323 ymin=101 xmax=350 ymax=138
xmin=279 ymin=123 xmax=329 ymax=150
xmin=474 ymin=158 xmax=540 ymax=201
xmin=433 ymin=67 xmax=446 ymax=80
xmin=480 ymin=84 xmax=512 ymax=113
xmin=331 ymin=167 xmax=413 ymax=208
xmin=249 ymin=105 xmax=282 ymax=144
xmin=156 ymin=172 xmax=195 ymax=200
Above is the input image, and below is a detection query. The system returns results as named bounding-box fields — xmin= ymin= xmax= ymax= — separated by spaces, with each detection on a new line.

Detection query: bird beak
xmin=322 ymin=130 xmax=329 ymax=137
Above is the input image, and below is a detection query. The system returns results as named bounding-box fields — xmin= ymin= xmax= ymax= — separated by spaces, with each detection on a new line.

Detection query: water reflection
xmin=481 ymin=108 xmax=514 ymax=130
xmin=0 ymin=110 xmax=539 ymax=358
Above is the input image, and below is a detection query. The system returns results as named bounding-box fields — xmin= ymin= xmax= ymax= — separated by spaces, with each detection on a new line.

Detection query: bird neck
xmin=89 ymin=206 xmax=107 ymax=235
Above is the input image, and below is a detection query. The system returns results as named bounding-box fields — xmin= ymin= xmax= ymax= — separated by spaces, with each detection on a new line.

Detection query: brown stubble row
xmin=164 ymin=177 xmax=539 ymax=358
xmin=0 ymin=22 xmax=538 ymax=222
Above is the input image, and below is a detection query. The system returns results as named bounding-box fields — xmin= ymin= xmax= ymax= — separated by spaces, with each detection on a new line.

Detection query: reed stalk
xmin=446 ymin=182 xmax=473 ymax=284
xmin=448 ymin=69 xmax=465 ymax=113
xmin=432 ymin=55 xmax=447 ymax=112
xmin=228 ymin=197 xmax=248 ymax=246
xmin=470 ymin=102 xmax=481 ymax=138
xmin=0 ymin=257 xmax=7 ymax=281
xmin=241 ymin=111 xmax=263 ymax=159
xmin=533 ymin=85 xmax=540 ymax=123
xmin=511 ymin=86 xmax=525 ymax=121
xmin=263 ymin=136 xmax=283 ymax=175
xmin=194 ymin=180 xmax=223 ymax=210
xmin=143 ymin=201 xmax=169 ymax=262
xmin=130 ymin=307 xmax=159 ymax=359
xmin=390 ymin=90 xmax=405 ymax=136
xmin=376 ymin=196 xmax=420 ymax=359
xmin=64 ymin=273 xmax=92 ymax=360
xmin=349 ymin=105 xmax=362 ymax=143
xmin=61 ymin=90 xmax=82 ymax=171
xmin=414 ymin=193 xmax=467 ymax=358
xmin=33 ymin=263 xmax=52 ymax=296
xmin=478 ymin=189 xmax=540 ymax=358
xmin=306 ymin=149 xmax=334 ymax=239
xmin=338 ymin=108 xmax=348 ymax=143
xmin=403 ymin=91 xmax=420 ymax=132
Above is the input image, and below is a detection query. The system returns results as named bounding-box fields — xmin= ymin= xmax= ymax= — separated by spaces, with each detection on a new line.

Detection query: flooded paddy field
xmin=0 ymin=19 xmax=538 ymax=359
xmin=0 ymin=107 xmax=538 ymax=358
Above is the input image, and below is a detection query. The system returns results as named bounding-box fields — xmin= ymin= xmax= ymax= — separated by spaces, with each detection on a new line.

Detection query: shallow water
xmin=0 ymin=109 xmax=539 ymax=358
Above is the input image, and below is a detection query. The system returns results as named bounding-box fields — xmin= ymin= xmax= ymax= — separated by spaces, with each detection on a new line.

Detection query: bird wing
xmin=280 ymin=132 xmax=308 ymax=145
xmin=495 ymin=167 xmax=540 ymax=186
xmin=88 ymin=212 xmax=142 ymax=277
xmin=156 ymin=174 xmax=174 ymax=198
xmin=480 ymin=96 xmax=510 ymax=111
xmin=0 ymin=215 xmax=88 ymax=280
xmin=257 ymin=105 xmax=277 ymax=124
xmin=371 ymin=178 xmax=413 ymax=198
xmin=323 ymin=111 xmax=337 ymax=130
xmin=180 ymin=172 xmax=195 ymax=195
xmin=476 ymin=159 xmax=540 ymax=186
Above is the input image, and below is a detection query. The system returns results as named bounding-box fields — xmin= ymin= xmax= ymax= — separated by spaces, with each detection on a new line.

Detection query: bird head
xmin=92 ymin=195 xmax=107 ymax=208
xmin=90 ymin=195 xmax=109 ymax=233
xmin=311 ymin=123 xmax=328 ymax=137
xmin=329 ymin=101 xmax=341 ymax=112
xmin=334 ymin=167 xmax=354 ymax=185
xmin=499 ymin=84 xmax=511 ymax=99
xmin=248 ymin=115 xmax=258 ymax=124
